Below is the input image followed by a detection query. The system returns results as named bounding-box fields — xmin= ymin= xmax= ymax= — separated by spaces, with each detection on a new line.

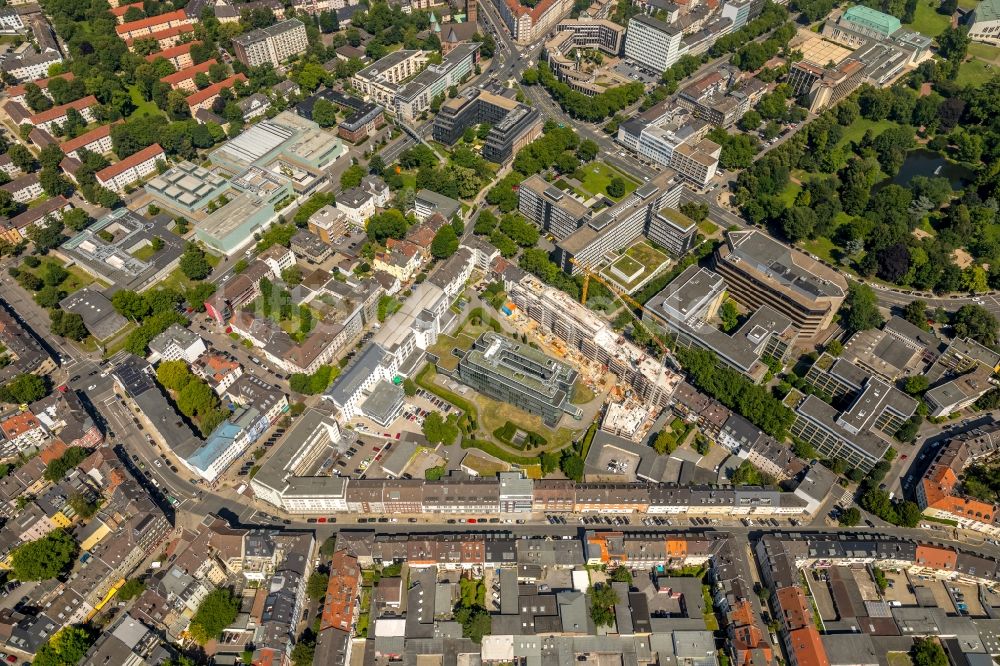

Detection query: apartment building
xmin=178 ymin=406 xmax=269 ymax=482
xmin=0 ymin=412 xmax=48 ymax=454
xmin=115 ymin=9 xmax=192 ymax=41
xmin=351 ymin=50 xmax=428 ymax=108
xmin=144 ymin=40 xmax=200 ymax=69
xmin=5 ymin=73 xmax=76 ymax=106
xmin=489 ymin=0 xmax=575 ymax=44
xmin=713 ymin=230 xmax=847 ymax=341
xmin=25 ymin=95 xmax=98 ymax=133
xmin=625 ymin=15 xmax=683 ymax=73
xmin=0 ymin=50 xmax=63 ymax=82
xmin=508 ymin=274 xmax=682 ymax=410
xmin=95 ymin=144 xmax=165 ymax=193
xmin=233 ymin=18 xmax=308 ymax=67
xmin=185 ymin=73 xmax=247 ymax=113
xmin=60 ymin=123 xmax=115 ymax=160
xmin=1 ymin=174 xmax=42 ymax=204
xmin=125 ymin=23 xmax=194 ymax=51
xmin=433 ymin=88 xmax=541 ymax=164
xmin=393 ymin=43 xmax=480 ymax=121
xmin=147 ymin=323 xmax=207 ymax=363
xmin=160 ymin=59 xmax=218 ymax=92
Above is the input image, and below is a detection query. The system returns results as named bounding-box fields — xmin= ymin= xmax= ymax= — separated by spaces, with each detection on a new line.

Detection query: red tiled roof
xmin=60 ymin=122 xmax=119 ymax=155
xmin=30 ymin=95 xmax=98 ymax=124
xmin=96 ymin=143 xmax=164 ymax=181
xmin=504 ymin=0 xmax=561 ymax=22
xmin=160 ymin=59 xmax=217 ymax=85
xmin=186 ymin=73 xmax=247 ymax=107
xmin=6 ymin=73 xmax=76 ymax=98
xmin=1 ymin=412 xmax=41 ymax=438
xmin=110 ymin=2 xmax=145 ymax=16
xmin=116 ymin=9 xmax=188 ymax=35
xmin=145 ymin=40 xmax=201 ymax=62
xmin=126 ymin=23 xmax=194 ymax=46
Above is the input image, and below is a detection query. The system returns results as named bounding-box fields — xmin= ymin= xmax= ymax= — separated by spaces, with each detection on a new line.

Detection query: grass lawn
xmin=131 ymin=244 xmax=159 ymax=262
xmin=473 ymin=391 xmax=578 ymax=451
xmin=160 ymin=265 xmax=198 ymax=293
xmin=461 ymin=452 xmax=510 ymax=477
xmin=969 ymin=42 xmax=1000 ymax=64
xmin=428 ymin=325 xmax=487 ymax=372
xmin=578 ymin=162 xmax=639 ymax=201
xmin=957 ymin=58 xmax=996 ymax=87
xmin=802 ymin=236 xmax=838 ymax=265
xmin=958 ymin=0 xmax=978 ymax=9
xmin=904 ymin=0 xmax=950 ymax=37
xmin=571 ymin=380 xmax=595 ymax=405
xmin=779 ymin=182 xmax=802 ymax=207
xmin=698 ymin=220 xmax=719 ymax=236
xmin=835 ymin=118 xmax=897 ymax=149
xmin=22 ymin=258 xmax=104 ymax=294
xmin=601 ymin=240 xmax=669 ymax=291
xmin=400 ymin=171 xmax=417 ymax=191
xmin=886 ymin=653 xmax=913 ymax=666
xmin=127 ymin=85 xmax=162 ymax=120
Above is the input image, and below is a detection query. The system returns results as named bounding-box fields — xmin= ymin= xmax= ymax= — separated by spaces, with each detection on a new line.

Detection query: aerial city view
xmin=0 ymin=0 xmax=998 ymax=661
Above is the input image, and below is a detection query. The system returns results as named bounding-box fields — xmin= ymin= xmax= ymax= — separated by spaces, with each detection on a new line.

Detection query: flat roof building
xmin=58 ymin=288 xmax=128 ymax=341
xmin=233 ymin=18 xmax=308 ymax=67
xmin=714 ymin=230 xmax=847 ymax=341
xmin=144 ymin=161 xmax=231 ymax=214
xmin=457 ymin=332 xmax=582 ymax=427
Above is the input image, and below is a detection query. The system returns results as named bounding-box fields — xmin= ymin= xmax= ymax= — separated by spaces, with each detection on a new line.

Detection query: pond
xmin=889 ymin=149 xmax=975 ymax=190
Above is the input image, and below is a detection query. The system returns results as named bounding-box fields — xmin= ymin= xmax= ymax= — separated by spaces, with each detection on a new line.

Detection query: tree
xmin=33 ymin=626 xmax=93 ymax=666
xmin=189 ymin=589 xmax=240 ymax=644
xmin=912 ymin=639 xmax=948 ymax=666
xmin=0 ymin=373 xmax=46 ymax=404
xmin=179 ymin=243 xmax=212 ymax=280
xmin=118 ymin=579 xmax=145 ymax=601
xmin=561 ymin=452 xmax=585 ymax=481
xmin=902 ymin=300 xmax=930 ymax=330
xmin=653 ymin=429 xmax=677 ymax=455
xmin=577 ymin=139 xmax=599 ymax=162
xmin=11 ymin=529 xmax=77 ymax=581
xmin=34 ymin=285 xmax=64 ymax=308
xmin=306 ymin=573 xmax=329 ymax=601
xmin=157 ymin=360 xmax=193 ymax=392
xmin=340 ymin=163 xmax=366 ymax=189
xmin=952 ymin=304 xmax=998 ymax=346
xmin=840 ymin=282 xmax=883 ymax=335
xmin=8 ymin=144 xmax=36 ymax=173
xmin=606 ymin=176 xmax=626 ymax=198
xmin=838 ymin=507 xmax=861 ymax=527
xmin=430 ymin=225 xmax=459 ymax=259
xmin=422 ymin=412 xmax=459 ymax=444
xmin=903 ymin=375 xmax=929 ymax=395
xmin=589 ymin=583 xmax=619 ymax=628
xmin=403 ymin=378 xmax=417 ymax=396
xmin=50 ymin=310 xmax=88 ymax=341
xmin=719 ymin=300 xmax=739 ymax=332
xmin=782 ymin=206 xmax=817 ymax=242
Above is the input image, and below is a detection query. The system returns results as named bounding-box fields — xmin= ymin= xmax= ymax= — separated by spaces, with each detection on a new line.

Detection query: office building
xmin=195 ymin=167 xmax=293 ymax=255
xmin=414 ymin=189 xmax=461 ymax=222
xmin=544 ymin=19 xmax=625 ymax=93
xmin=233 ymin=19 xmax=308 ymax=67
xmin=925 ymin=367 xmax=995 ymax=418
xmin=518 ymin=174 xmax=590 ymax=240
xmin=178 ymin=406 xmax=269 ymax=482
xmin=60 ymin=208 xmax=185 ymax=291
xmin=791 ymin=358 xmax=916 ymax=471
xmin=644 ymin=265 xmax=797 ymax=383
xmin=624 ymin=15 xmax=683 ymax=74
xmin=970 ymin=0 xmax=1000 ymax=45
xmin=432 ymin=88 xmax=542 ymax=164
xmin=0 ymin=9 xmax=25 ymax=34
xmin=553 ymin=170 xmax=687 ymax=271
xmin=147 ymin=324 xmax=207 ymax=363
xmin=787 ymin=59 xmax=865 ymax=113
xmin=616 ymin=118 xmax=720 ymax=187
xmin=713 ymin=230 xmax=847 ymax=341
xmin=457 ymin=332 xmax=582 ymax=427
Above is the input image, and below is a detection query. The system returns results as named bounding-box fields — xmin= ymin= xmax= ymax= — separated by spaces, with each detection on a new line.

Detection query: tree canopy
xmin=11 ymin=529 xmax=77 ymax=581
xmin=189 ymin=588 xmax=240 ymax=644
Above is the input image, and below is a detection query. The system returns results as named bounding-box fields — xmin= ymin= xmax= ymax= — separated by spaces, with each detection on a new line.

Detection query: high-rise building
xmin=233 ymin=18 xmax=308 ymax=67
xmin=624 ymin=15 xmax=682 ymax=74
xmin=517 ymin=174 xmax=590 ymax=240
xmin=714 ymin=230 xmax=848 ymax=341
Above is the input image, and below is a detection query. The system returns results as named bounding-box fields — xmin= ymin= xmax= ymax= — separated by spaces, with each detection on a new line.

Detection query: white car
xmin=154 ymin=460 xmax=162 ymax=468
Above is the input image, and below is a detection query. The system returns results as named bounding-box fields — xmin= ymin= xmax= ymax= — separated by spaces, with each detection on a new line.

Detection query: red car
xmin=467 ymin=518 xmax=477 ymax=524
xmin=317 ymin=517 xmax=327 ymax=523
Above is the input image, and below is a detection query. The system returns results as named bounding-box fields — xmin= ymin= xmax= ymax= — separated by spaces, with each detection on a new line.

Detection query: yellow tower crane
xmin=569 ymin=257 xmax=676 ymax=363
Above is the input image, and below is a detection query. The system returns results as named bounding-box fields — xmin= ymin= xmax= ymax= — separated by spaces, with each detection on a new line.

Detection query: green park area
xmin=577 ymin=162 xmax=640 ymax=201
xmin=127 ymin=85 xmax=161 ymax=120
xmin=903 ymin=0 xmax=950 ymax=37
xmin=19 ymin=257 xmax=102 ymax=295
xmin=957 ymin=43 xmax=1000 ymax=87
